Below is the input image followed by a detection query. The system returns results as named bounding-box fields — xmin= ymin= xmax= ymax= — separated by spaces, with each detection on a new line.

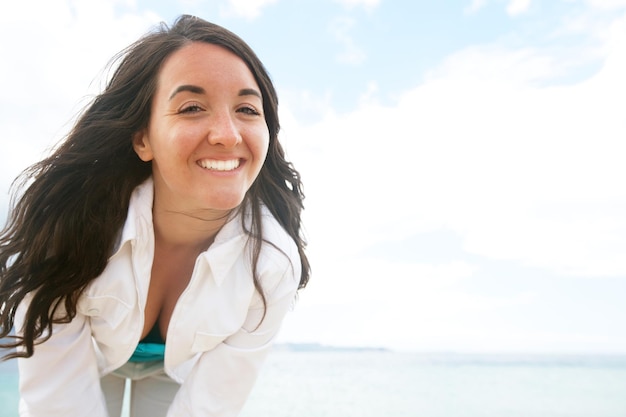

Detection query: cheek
xmin=248 ymin=126 xmax=270 ymax=163
xmin=257 ymin=140 xmax=270 ymax=175
xmin=259 ymin=135 xmax=270 ymax=161
xmin=153 ymin=124 xmax=203 ymax=157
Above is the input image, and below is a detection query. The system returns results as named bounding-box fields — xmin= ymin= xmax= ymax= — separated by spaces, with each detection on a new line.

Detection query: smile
xmin=198 ymin=159 xmax=241 ymax=171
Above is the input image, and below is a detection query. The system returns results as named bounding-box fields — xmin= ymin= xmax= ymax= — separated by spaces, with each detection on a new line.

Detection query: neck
xmin=151 ymin=205 xmax=232 ymax=252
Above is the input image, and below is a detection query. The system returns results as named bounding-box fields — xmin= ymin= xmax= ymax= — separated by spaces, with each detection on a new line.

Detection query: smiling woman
xmin=133 ymin=42 xmax=271 ymax=219
xmin=0 ymin=15 xmax=309 ymax=417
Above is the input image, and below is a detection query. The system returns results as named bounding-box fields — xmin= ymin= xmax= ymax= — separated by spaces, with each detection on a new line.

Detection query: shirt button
xmin=88 ymin=308 xmax=100 ymax=315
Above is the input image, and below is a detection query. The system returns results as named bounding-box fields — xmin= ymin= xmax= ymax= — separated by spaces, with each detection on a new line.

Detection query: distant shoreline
xmin=272 ymin=343 xmax=390 ymax=353
xmin=269 ymin=344 xmax=626 ymax=362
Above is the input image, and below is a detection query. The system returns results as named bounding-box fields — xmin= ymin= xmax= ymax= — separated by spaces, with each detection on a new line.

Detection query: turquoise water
xmin=0 ymin=360 xmax=17 ymax=416
xmin=2 ymin=351 xmax=626 ymax=417
xmin=241 ymin=351 xmax=626 ymax=417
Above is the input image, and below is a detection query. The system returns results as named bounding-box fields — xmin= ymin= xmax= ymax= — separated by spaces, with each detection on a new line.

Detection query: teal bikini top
xmin=129 ymin=322 xmax=165 ymax=362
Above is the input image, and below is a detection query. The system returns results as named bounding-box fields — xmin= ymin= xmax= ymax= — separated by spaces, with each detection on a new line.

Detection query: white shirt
xmin=16 ymin=178 xmax=301 ymax=416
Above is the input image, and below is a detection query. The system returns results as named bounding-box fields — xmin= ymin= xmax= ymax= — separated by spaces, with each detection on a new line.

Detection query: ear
xmin=132 ymin=129 xmax=154 ymax=162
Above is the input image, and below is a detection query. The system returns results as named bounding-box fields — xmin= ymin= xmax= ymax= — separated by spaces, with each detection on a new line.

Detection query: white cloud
xmin=0 ymin=0 xmax=161 ymax=208
xmin=464 ymin=0 xmax=488 ymax=14
xmin=585 ymin=0 xmax=626 ymax=9
xmin=282 ymin=12 xmax=626 ymax=278
xmin=278 ymin=258 xmax=499 ymax=351
xmin=426 ymin=45 xmax=562 ymax=85
xmin=334 ymin=0 xmax=381 ymax=12
xmin=3 ymin=0 xmax=625 ymax=354
xmin=219 ymin=0 xmax=279 ymax=20
xmin=464 ymin=0 xmax=534 ymax=17
xmin=507 ymin=0 xmax=532 ymax=16
xmin=358 ymin=81 xmax=380 ymax=106
xmin=277 ymin=255 xmax=616 ymax=352
xmin=328 ymin=17 xmax=366 ymax=65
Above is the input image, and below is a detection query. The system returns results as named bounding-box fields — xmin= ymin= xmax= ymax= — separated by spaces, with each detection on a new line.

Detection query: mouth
xmin=198 ymin=158 xmax=241 ymax=172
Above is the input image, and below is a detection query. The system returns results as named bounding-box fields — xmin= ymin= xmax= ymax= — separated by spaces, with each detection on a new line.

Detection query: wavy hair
xmin=0 ymin=15 xmax=309 ymax=360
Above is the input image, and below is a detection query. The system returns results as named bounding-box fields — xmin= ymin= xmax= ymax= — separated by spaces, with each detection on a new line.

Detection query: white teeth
xmin=199 ymin=159 xmax=240 ymax=171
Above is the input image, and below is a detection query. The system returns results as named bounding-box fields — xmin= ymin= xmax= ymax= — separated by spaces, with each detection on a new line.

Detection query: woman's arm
xmin=167 ymin=260 xmax=299 ymax=417
xmin=15 ymin=297 xmax=108 ymax=417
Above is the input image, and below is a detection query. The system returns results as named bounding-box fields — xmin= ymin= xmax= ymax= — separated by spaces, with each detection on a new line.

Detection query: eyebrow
xmin=169 ymin=85 xmax=205 ymax=100
xmin=238 ymin=88 xmax=262 ymax=100
xmin=168 ymin=85 xmax=262 ymax=100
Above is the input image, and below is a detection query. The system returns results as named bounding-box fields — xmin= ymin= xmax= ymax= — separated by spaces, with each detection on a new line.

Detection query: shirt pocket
xmin=191 ymin=332 xmax=229 ymax=354
xmin=77 ymin=295 xmax=132 ymax=330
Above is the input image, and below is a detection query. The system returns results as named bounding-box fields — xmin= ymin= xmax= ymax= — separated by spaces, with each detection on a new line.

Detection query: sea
xmin=1 ymin=349 xmax=625 ymax=417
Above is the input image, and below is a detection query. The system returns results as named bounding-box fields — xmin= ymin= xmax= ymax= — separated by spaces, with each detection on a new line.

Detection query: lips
xmin=198 ymin=158 xmax=241 ymax=171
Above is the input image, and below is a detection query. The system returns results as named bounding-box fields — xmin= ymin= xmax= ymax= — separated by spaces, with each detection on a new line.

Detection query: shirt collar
xmin=199 ymin=206 xmax=251 ymax=287
xmin=110 ymin=177 xmax=154 ymax=259
xmin=111 ymin=177 xmax=254 ymax=287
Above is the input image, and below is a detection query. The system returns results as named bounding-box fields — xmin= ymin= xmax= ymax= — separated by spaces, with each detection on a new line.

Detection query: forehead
xmin=156 ymin=41 xmax=258 ymax=92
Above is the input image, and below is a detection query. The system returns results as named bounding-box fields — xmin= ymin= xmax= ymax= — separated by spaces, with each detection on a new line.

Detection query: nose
xmin=207 ymin=111 xmax=242 ymax=148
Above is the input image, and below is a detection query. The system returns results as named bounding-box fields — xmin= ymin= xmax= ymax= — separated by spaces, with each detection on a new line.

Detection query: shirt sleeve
xmin=166 ymin=255 xmax=300 ymax=417
xmin=15 ymin=297 xmax=108 ymax=417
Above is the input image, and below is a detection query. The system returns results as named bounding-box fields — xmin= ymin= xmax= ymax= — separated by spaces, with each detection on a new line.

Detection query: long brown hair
xmin=0 ymin=15 xmax=310 ymax=360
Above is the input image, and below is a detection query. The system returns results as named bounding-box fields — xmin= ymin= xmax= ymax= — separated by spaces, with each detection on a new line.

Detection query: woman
xmin=0 ymin=15 xmax=309 ymax=417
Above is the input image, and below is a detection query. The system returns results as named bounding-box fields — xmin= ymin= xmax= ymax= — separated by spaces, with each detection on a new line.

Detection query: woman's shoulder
xmin=253 ymin=206 xmax=301 ymax=298
xmin=253 ymin=206 xmax=299 ymax=287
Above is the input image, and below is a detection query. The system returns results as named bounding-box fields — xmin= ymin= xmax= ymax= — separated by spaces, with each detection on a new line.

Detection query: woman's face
xmin=133 ymin=41 xmax=270 ymax=216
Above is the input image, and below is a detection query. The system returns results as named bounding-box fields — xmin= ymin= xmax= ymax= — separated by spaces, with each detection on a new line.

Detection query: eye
xmin=237 ymin=105 xmax=261 ymax=116
xmin=179 ymin=103 xmax=204 ymax=114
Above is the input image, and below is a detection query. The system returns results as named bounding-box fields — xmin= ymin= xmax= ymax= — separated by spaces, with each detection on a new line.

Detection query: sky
xmin=1 ymin=0 xmax=625 ymax=354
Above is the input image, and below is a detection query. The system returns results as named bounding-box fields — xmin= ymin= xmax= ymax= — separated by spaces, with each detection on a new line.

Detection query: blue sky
xmin=1 ymin=0 xmax=625 ymax=353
